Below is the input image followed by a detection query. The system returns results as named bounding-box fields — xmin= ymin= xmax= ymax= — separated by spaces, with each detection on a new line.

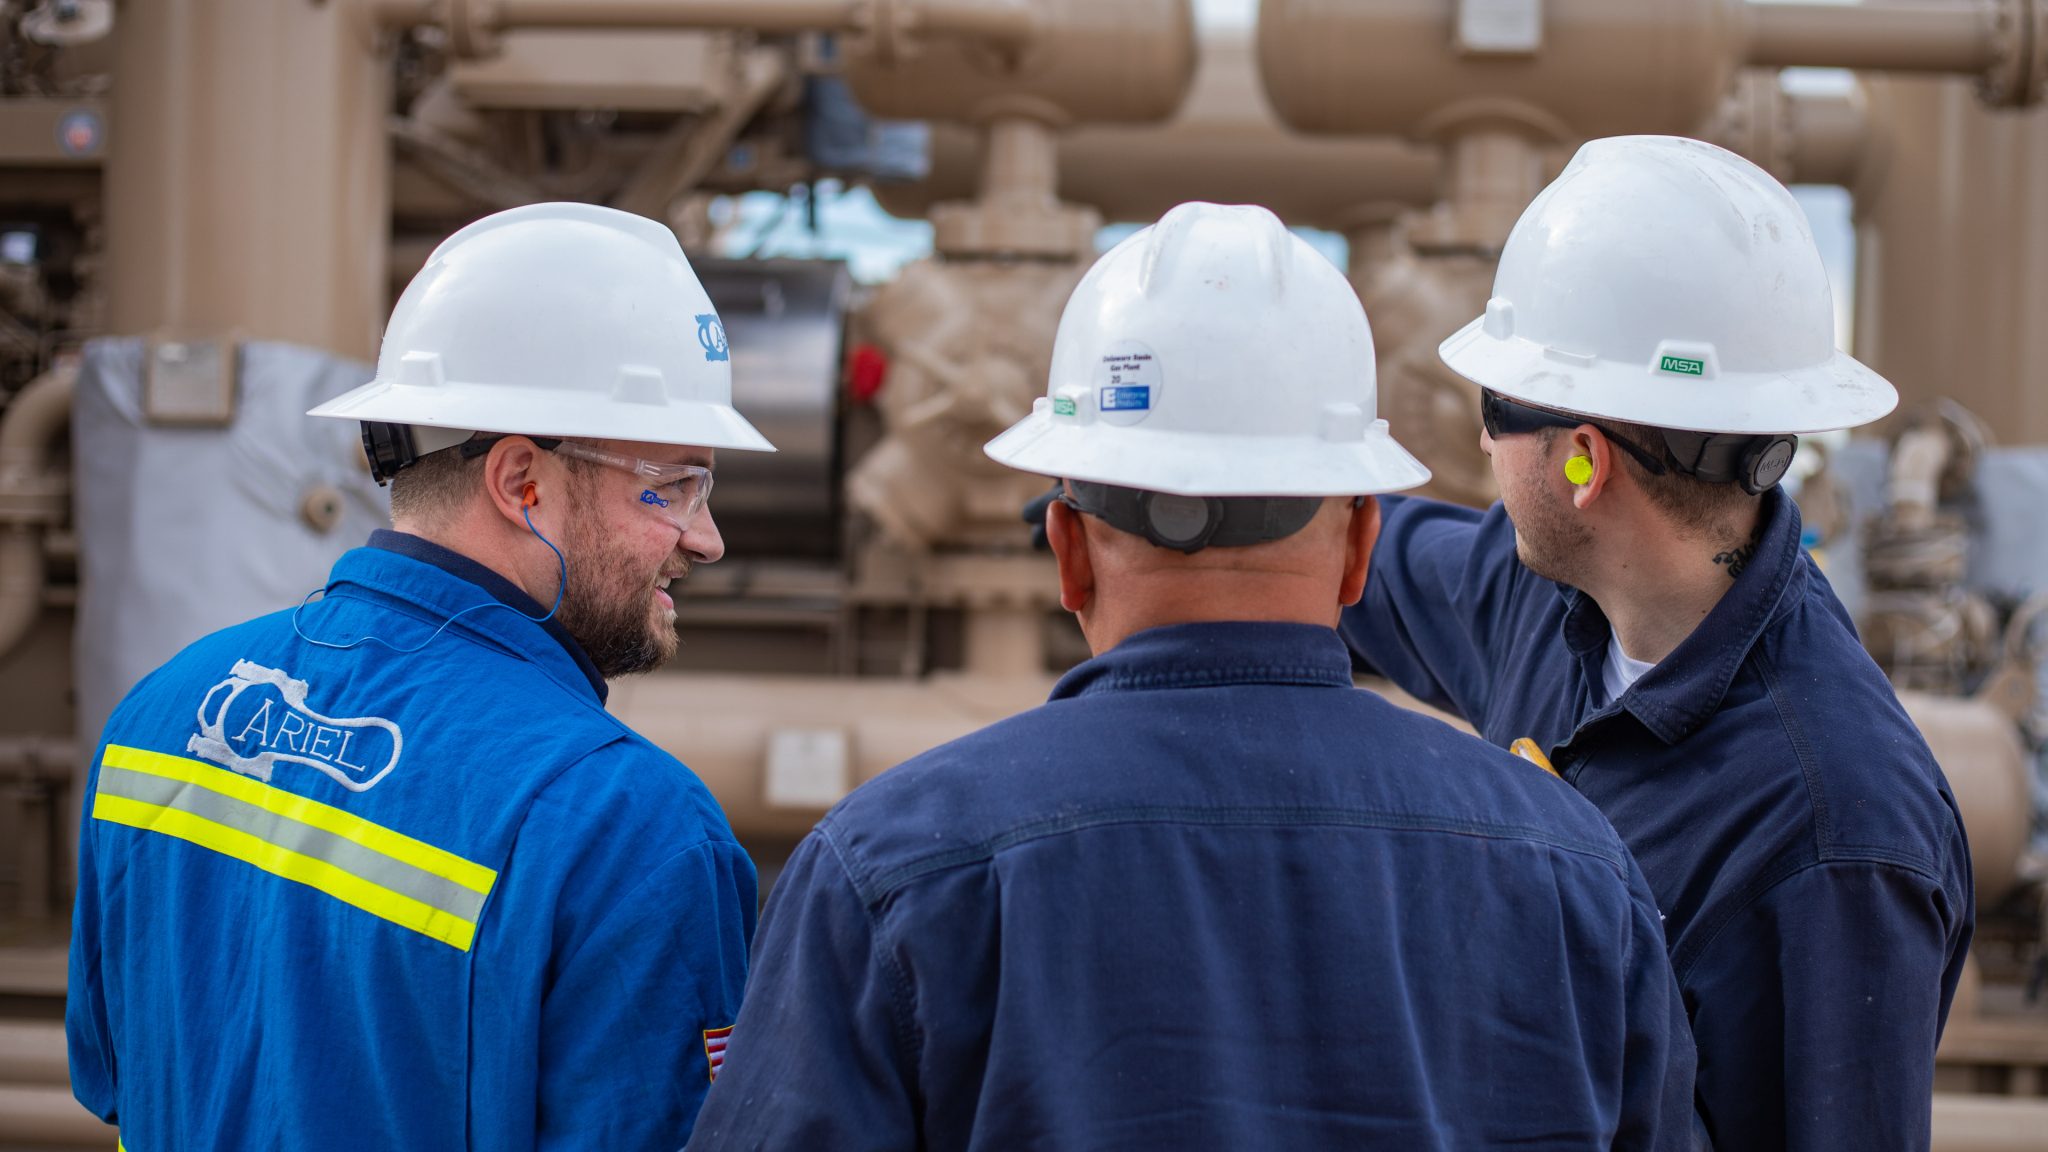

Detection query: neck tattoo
xmin=1712 ymin=539 xmax=1760 ymax=579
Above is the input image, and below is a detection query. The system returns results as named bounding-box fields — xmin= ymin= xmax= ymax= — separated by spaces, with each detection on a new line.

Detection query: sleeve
xmin=1614 ymin=863 xmax=1701 ymax=1152
xmin=1680 ymin=861 xmax=1964 ymax=1152
xmin=687 ymin=827 xmax=919 ymax=1152
xmin=1339 ymin=495 xmax=1530 ymax=724
xmin=65 ymin=744 xmax=115 ymax=1124
xmin=535 ymin=837 xmax=758 ymax=1152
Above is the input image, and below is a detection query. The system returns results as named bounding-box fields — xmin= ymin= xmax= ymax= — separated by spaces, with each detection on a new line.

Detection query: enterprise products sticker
xmin=1095 ymin=340 xmax=1161 ymax=427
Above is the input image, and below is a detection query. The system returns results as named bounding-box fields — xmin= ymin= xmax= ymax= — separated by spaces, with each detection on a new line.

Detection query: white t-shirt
xmin=1603 ymin=634 xmax=1658 ymax=704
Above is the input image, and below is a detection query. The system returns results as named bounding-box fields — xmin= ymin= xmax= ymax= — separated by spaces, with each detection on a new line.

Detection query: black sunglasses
xmin=1478 ymin=389 xmax=1669 ymax=477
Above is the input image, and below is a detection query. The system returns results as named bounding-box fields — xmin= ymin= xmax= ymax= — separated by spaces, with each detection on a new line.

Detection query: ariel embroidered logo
xmin=186 ymin=660 xmax=404 ymax=792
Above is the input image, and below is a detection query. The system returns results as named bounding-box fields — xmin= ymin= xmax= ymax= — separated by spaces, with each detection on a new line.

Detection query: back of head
xmin=985 ymin=201 xmax=1429 ymax=632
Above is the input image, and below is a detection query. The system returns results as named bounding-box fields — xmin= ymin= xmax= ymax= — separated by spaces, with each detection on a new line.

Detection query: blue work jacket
xmin=1341 ymin=491 xmax=1973 ymax=1152
xmin=67 ymin=531 xmax=756 ymax=1152
xmin=689 ymin=621 xmax=1696 ymax=1151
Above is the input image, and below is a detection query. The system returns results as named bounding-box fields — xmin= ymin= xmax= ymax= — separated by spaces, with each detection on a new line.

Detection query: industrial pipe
xmin=1744 ymin=0 xmax=2005 ymax=74
xmin=369 ymin=0 xmax=1040 ymax=54
xmin=494 ymin=0 xmax=1035 ymax=44
xmin=0 ymin=364 xmax=75 ymax=665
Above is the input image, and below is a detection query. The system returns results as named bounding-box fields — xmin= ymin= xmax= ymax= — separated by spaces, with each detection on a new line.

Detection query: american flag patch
xmin=704 ymin=1024 xmax=734 ymax=1081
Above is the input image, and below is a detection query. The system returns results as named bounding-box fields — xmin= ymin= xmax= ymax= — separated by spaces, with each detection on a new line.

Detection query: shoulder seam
xmin=1670 ymin=855 xmax=1944 ymax=984
xmin=1754 ymin=647 xmax=1835 ymax=852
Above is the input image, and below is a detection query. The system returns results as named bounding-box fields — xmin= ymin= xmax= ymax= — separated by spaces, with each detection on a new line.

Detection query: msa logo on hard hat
xmin=186 ymin=660 xmax=404 ymax=792
xmin=696 ymin=314 xmax=730 ymax=363
xmin=1658 ymin=355 xmax=1706 ymax=377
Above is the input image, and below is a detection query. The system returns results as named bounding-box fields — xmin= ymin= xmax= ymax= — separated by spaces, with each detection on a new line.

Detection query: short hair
xmin=387 ymin=444 xmax=485 ymax=526
xmin=1544 ymin=421 xmax=1757 ymax=537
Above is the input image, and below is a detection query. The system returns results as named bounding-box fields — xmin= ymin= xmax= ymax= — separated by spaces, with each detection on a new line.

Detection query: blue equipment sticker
xmin=696 ymin=313 xmax=730 ymax=363
xmin=1095 ymin=339 xmax=1162 ymax=427
xmin=1101 ymin=386 xmax=1150 ymax=412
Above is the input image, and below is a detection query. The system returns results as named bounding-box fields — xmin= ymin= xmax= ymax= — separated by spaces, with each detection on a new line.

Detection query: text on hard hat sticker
xmin=1658 ymin=355 xmax=1705 ymax=376
xmin=1095 ymin=342 xmax=1162 ymax=427
xmin=1101 ymin=387 xmax=1151 ymax=412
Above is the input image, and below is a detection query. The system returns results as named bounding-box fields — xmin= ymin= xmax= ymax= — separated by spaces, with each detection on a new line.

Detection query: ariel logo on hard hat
xmin=186 ymin=660 xmax=404 ymax=792
xmin=696 ymin=313 xmax=730 ymax=363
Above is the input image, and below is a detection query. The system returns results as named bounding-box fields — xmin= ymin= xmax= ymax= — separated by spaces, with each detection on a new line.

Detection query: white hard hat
xmin=310 ymin=201 xmax=774 ymax=453
xmin=984 ymin=202 xmax=1429 ymax=497
xmin=1438 ymin=135 xmax=1896 ymax=436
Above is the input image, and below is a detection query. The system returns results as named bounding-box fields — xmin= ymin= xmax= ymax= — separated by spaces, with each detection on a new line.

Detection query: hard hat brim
xmin=307 ymin=379 xmax=777 ymax=453
xmin=984 ymin=410 xmax=1432 ymax=497
xmin=1438 ymin=317 xmax=1899 ymax=436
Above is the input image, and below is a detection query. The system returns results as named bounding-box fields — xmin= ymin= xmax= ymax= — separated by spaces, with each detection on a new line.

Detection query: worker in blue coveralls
xmin=688 ymin=202 xmax=1697 ymax=1150
xmin=66 ymin=202 xmax=774 ymax=1151
xmin=1340 ymin=135 xmax=1973 ymax=1151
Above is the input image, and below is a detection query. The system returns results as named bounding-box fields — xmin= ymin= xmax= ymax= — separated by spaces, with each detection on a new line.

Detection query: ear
xmin=1570 ymin=426 xmax=1617 ymax=510
xmin=1046 ymin=497 xmax=1095 ymax=615
xmin=480 ymin=436 xmax=548 ymax=528
xmin=1339 ymin=496 xmax=1380 ymax=608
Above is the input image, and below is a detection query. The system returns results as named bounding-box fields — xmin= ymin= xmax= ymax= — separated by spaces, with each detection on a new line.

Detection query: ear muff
xmin=361 ymin=422 xmax=419 ymax=487
xmin=1741 ymin=437 xmax=1798 ymax=495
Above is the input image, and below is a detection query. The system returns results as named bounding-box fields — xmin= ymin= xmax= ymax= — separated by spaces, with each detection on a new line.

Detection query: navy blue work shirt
xmin=1341 ymin=491 xmax=1973 ymax=1152
xmin=689 ymin=621 xmax=1696 ymax=1151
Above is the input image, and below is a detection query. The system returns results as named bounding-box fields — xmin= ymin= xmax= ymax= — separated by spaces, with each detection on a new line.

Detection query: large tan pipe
xmin=1744 ymin=1 xmax=2005 ymax=73
xmin=875 ymin=28 xmax=1440 ymax=227
xmin=0 ymin=364 xmax=75 ymax=664
xmin=490 ymin=0 xmax=1036 ymax=43
xmin=109 ymin=0 xmax=392 ymax=360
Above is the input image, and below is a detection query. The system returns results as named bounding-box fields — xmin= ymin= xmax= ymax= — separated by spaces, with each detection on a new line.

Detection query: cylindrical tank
xmin=843 ymin=0 xmax=1196 ymax=127
xmin=1257 ymin=0 xmax=1743 ymax=141
xmin=1900 ymin=690 xmax=2033 ymax=909
xmin=874 ymin=29 xmax=1440 ymax=227
xmin=107 ymin=0 xmax=391 ymax=359
xmin=1854 ymin=76 xmax=2048 ymax=442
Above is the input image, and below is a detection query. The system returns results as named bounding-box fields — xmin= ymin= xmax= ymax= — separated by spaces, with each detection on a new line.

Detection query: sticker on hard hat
xmin=1095 ymin=340 xmax=1161 ymax=427
xmin=1658 ymin=355 xmax=1706 ymax=377
xmin=696 ymin=314 xmax=730 ymax=363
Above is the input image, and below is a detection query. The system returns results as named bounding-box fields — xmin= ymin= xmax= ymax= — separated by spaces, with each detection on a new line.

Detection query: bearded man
xmin=66 ymin=202 xmax=772 ymax=1152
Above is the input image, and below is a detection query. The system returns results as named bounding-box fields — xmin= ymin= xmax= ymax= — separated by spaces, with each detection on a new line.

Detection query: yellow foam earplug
xmin=1564 ymin=455 xmax=1594 ymax=485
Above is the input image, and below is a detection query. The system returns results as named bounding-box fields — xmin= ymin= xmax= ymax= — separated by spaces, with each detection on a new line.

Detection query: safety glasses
xmin=460 ymin=435 xmax=715 ymax=529
xmin=546 ymin=439 xmax=714 ymax=530
xmin=1478 ymin=389 xmax=1668 ymax=477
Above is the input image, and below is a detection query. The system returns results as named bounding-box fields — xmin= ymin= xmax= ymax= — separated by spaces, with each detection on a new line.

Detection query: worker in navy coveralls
xmin=67 ymin=203 xmax=775 ymax=1151
xmin=689 ymin=202 xmax=1697 ymax=1151
xmin=1340 ymin=136 xmax=1972 ymax=1151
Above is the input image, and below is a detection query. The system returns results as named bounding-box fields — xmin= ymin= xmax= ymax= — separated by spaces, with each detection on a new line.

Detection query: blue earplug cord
xmin=292 ymin=504 xmax=567 ymax=654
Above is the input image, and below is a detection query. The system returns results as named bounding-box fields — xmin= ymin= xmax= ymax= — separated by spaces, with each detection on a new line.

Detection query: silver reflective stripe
xmin=96 ymin=764 xmax=488 ymax=925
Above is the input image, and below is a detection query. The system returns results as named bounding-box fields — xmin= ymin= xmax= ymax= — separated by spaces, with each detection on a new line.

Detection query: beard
xmin=1502 ymin=466 xmax=1594 ymax=587
xmin=552 ymin=515 xmax=682 ymax=680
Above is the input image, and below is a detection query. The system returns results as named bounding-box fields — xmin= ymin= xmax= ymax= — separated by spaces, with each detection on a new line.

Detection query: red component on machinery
xmin=845 ymin=342 xmax=889 ymax=404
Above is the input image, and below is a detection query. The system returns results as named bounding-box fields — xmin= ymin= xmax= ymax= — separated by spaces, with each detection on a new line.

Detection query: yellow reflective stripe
xmin=102 ymin=744 xmax=495 ymax=895
xmin=93 ymin=793 xmax=479 ymax=951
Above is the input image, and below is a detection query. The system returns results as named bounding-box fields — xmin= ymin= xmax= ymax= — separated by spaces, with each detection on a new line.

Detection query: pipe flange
xmin=0 ymin=485 xmax=66 ymax=528
xmin=1977 ymin=0 xmax=2039 ymax=108
xmin=447 ymin=0 xmax=502 ymax=60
